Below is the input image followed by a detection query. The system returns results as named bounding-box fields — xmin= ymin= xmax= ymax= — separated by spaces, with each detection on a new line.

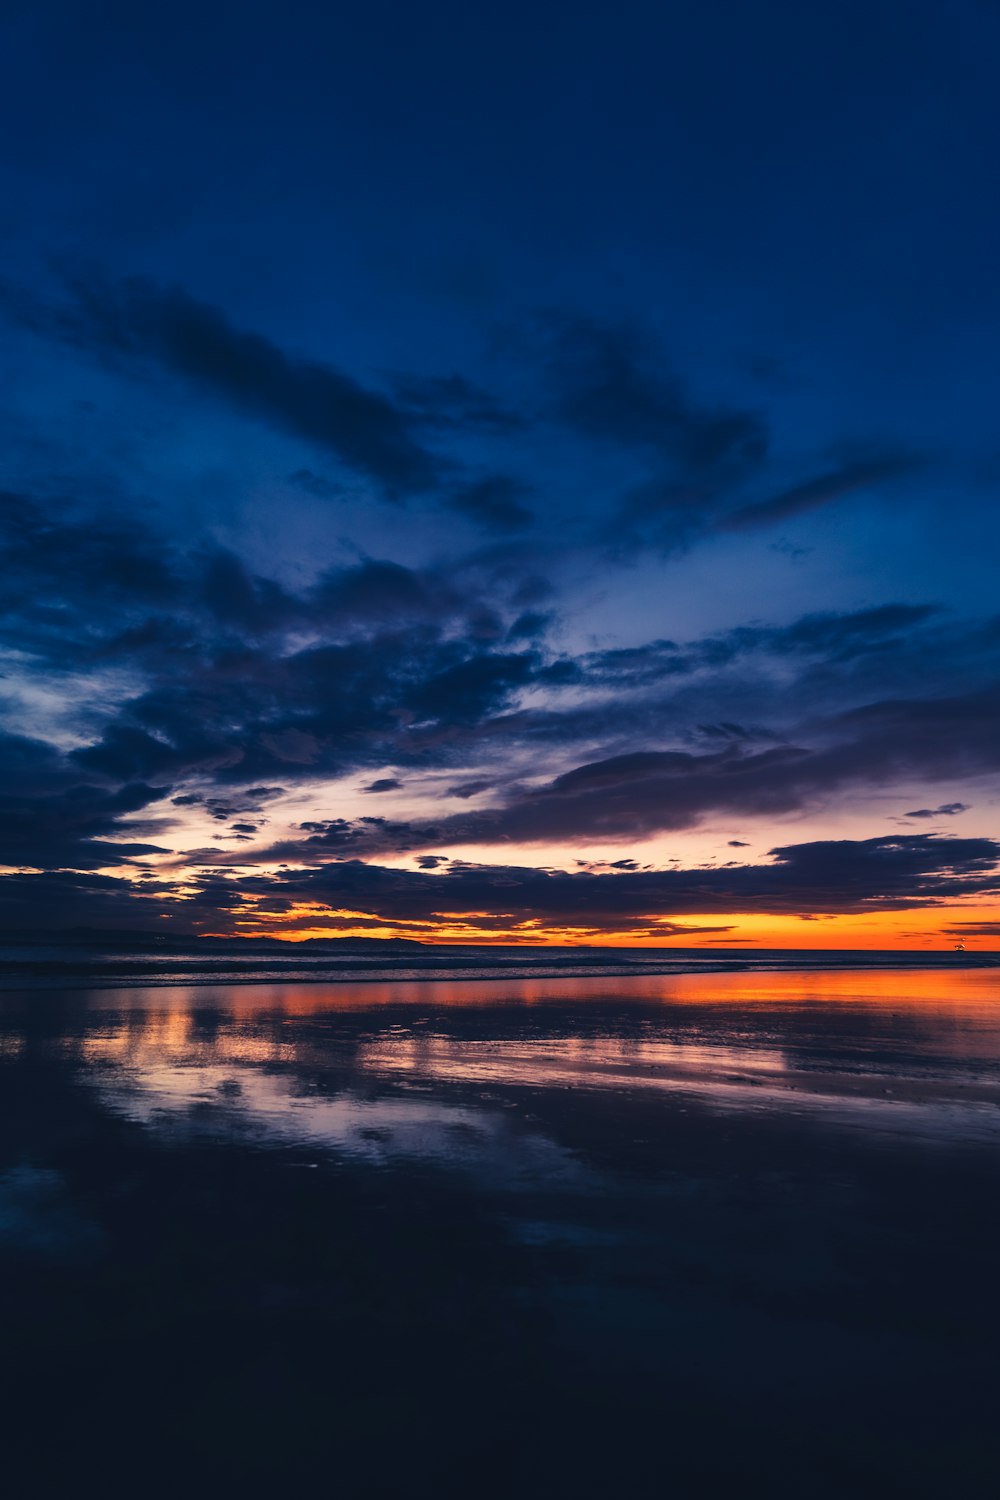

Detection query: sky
xmin=2 ymin=0 xmax=1000 ymax=947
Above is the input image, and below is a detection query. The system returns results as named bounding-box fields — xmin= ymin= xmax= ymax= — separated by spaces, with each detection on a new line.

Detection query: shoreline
xmin=1 ymin=951 xmax=997 ymax=993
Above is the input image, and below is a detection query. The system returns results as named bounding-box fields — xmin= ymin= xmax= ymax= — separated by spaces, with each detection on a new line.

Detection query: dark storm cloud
xmin=2 ymin=831 xmax=996 ymax=937
xmin=523 ymin=314 xmax=770 ymax=551
xmin=0 ymin=731 xmax=168 ymax=870
xmin=446 ymin=778 xmax=495 ymax=800
xmin=362 ymin=778 xmax=402 ymax=794
xmin=227 ymin=833 xmax=1000 ymax=932
xmin=5 ymin=277 xmax=929 ymax=553
xmin=904 ymin=803 xmax=969 ymax=819
xmin=540 ymin=314 xmax=767 ymax=478
xmin=387 ymin=372 xmax=521 ymax=434
xmin=194 ymin=548 xmax=298 ymax=634
xmin=23 ymin=275 xmax=442 ymax=496
xmin=5 ymin=475 xmax=999 ymax=898
xmin=71 ymin=721 xmax=237 ymax=785
xmin=0 ymin=503 xmax=499 ymax=761
xmin=68 ymin=620 xmax=544 ymax=789
xmin=488 ymin=684 xmax=999 ymax=843
xmin=171 ymin=789 xmax=285 ymax=820
xmin=0 ymin=490 xmax=557 ymax=799
xmin=723 ymin=454 xmax=921 ymax=531
xmin=454 ymin=602 xmax=997 ymax=768
xmin=506 ymin=611 xmax=552 ymax=642
xmin=0 ymin=491 xmax=283 ymax=670
xmin=574 ymin=604 xmax=941 ymax=691
xmin=0 ymin=489 xmax=183 ymax=663
xmin=0 ymin=868 xmax=175 ymax=932
xmin=310 ymin=558 xmax=460 ymax=629
xmin=756 ymin=604 xmax=940 ymax=659
xmin=251 ymin=682 xmax=1000 ymax=858
xmin=515 ymin=314 xmax=928 ymax=551
xmin=21 ymin=500 xmax=989 ymax=851
xmin=408 ymin=650 xmax=537 ymax=724
xmin=0 ymin=479 xmax=535 ymax=705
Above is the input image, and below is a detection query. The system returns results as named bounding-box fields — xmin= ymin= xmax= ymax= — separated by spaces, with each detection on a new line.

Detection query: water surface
xmin=2 ymin=967 xmax=999 ymax=1496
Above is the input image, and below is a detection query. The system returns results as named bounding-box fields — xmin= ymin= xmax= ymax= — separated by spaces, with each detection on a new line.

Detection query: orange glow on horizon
xmin=200 ymin=899 xmax=1000 ymax=950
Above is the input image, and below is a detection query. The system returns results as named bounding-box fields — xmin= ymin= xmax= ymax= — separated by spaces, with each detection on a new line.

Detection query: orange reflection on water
xmin=66 ymin=962 xmax=1000 ymax=1022
xmin=66 ymin=965 xmax=1000 ymax=1153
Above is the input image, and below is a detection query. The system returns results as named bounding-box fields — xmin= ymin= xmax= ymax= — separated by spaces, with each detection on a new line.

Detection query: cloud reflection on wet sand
xmin=64 ymin=966 xmax=1000 ymax=1164
xmin=4 ymin=968 xmax=1000 ymax=1497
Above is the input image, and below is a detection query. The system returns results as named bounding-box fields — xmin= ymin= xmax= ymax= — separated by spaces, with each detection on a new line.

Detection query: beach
xmin=2 ymin=960 xmax=999 ymax=1496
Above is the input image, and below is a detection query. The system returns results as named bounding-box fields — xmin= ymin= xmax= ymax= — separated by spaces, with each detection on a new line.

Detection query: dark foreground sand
xmin=2 ymin=968 xmax=999 ymax=1497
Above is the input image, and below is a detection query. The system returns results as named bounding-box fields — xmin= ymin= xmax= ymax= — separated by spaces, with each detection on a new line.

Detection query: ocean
xmin=1 ymin=939 xmax=996 ymax=987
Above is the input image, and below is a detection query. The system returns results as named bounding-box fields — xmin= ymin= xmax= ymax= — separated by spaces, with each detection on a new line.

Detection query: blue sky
xmin=2 ymin=0 xmax=999 ymax=942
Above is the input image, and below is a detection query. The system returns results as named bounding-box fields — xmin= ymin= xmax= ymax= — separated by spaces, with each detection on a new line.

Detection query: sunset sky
xmin=2 ymin=0 xmax=999 ymax=946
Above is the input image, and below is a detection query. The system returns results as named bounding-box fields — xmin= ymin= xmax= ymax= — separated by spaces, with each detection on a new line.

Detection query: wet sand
xmin=2 ymin=967 xmax=999 ymax=1496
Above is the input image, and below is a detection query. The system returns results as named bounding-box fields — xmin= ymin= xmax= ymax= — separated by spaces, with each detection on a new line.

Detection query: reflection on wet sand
xmin=23 ymin=959 xmax=998 ymax=1014
xmin=53 ymin=966 xmax=1000 ymax=1161
xmin=4 ymin=967 xmax=1000 ymax=1497
xmin=86 ymin=1046 xmax=581 ymax=1184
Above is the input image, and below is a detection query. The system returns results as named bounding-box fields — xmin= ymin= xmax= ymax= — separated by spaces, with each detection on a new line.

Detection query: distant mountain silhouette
xmin=0 ymin=927 xmax=427 ymax=953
